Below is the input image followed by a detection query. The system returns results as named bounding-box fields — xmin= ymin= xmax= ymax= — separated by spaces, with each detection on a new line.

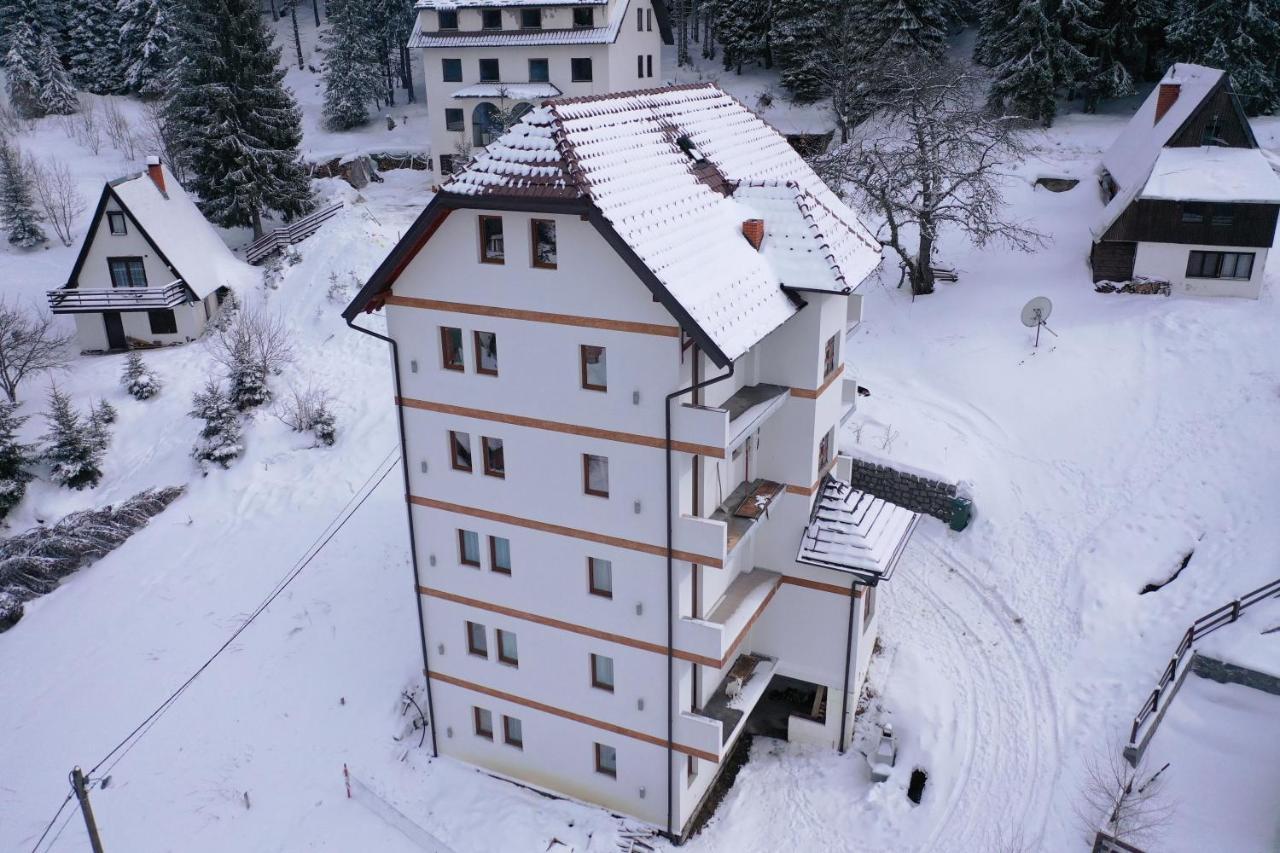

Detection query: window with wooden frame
xmin=590 ymin=653 xmax=614 ymax=692
xmin=107 ymin=211 xmax=127 ymax=235
xmin=440 ymin=326 xmax=464 ymax=371
xmin=503 ymin=715 xmax=523 ymax=748
xmin=107 ymin=257 xmax=148 ymax=288
xmin=588 ymin=557 xmax=613 ymax=598
xmin=520 ymin=7 xmax=541 ymax=28
xmin=474 ymin=331 xmax=499 ymax=375
xmin=489 ymin=536 xmax=512 ymax=574
xmin=449 ymin=430 xmax=473 ymax=472
xmin=583 ymin=454 xmax=609 ymax=497
xmin=473 ymin=706 xmax=494 ymax=739
xmin=580 ymin=345 xmax=606 ymax=391
xmin=531 ymin=219 xmax=556 ymax=268
xmin=572 ymin=7 xmax=594 ymax=26
xmin=481 ymin=436 xmax=505 ymax=478
xmin=496 ymin=629 xmax=519 ymax=666
xmin=459 ymin=529 xmax=481 ymax=567
xmin=481 ymin=9 xmax=502 ymax=29
xmin=823 ymin=333 xmax=838 ymax=379
xmin=466 ymin=621 xmax=488 ymax=657
xmin=595 ymin=742 xmax=617 ymax=777
xmin=818 ymin=428 xmax=832 ymax=471
xmin=437 ymin=9 xmax=458 ymax=29
xmin=479 ymin=216 xmax=504 ymax=263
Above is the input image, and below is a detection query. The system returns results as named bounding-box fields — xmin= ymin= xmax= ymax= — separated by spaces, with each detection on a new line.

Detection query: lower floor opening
xmin=743 ymin=674 xmax=828 ymax=741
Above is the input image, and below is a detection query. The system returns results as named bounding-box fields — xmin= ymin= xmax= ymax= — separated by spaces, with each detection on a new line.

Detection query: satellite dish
xmin=1021 ymin=296 xmax=1053 ymax=328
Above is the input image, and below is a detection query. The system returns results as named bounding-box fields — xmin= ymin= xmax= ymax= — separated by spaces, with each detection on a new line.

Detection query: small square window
xmin=459 ymin=529 xmax=481 ymax=566
xmin=571 ymin=57 xmax=593 ymax=82
xmin=445 ymin=108 xmax=465 ymax=131
xmin=823 ymin=333 xmax=838 ymax=378
xmin=479 ymin=216 xmax=504 ymax=263
xmin=474 ymin=706 xmax=494 ymax=739
xmin=441 ymin=326 xmax=464 ymax=371
xmin=818 ymin=429 xmax=832 ymax=471
xmin=466 ymin=621 xmax=488 ymax=657
xmin=1211 ymin=211 xmax=1234 ymax=227
xmin=528 ymin=58 xmax=550 ymax=83
xmin=482 ymin=436 xmax=505 ymax=478
xmin=531 ymin=218 xmax=556 ymax=268
xmin=478 ymin=58 xmax=500 ymax=82
xmin=584 ymin=454 xmax=609 ymax=498
xmin=1181 ymin=208 xmax=1204 ymax=224
xmin=580 ymin=345 xmax=606 ymax=391
xmin=481 ymin=9 xmax=502 ymax=29
xmin=520 ymin=8 xmax=541 ymax=28
xmin=588 ymin=557 xmax=613 ymax=598
xmin=503 ymin=715 xmax=523 ymax=748
xmin=147 ymin=309 xmax=177 ymax=335
xmin=590 ymin=653 xmax=614 ymax=692
xmin=107 ymin=211 xmax=127 ymax=235
xmin=497 ymin=629 xmax=519 ymax=666
xmin=490 ymin=536 xmax=512 ymax=575
xmin=474 ymin=331 xmax=499 ymax=375
xmin=573 ymin=7 xmax=594 ymax=27
xmin=442 ymin=58 xmax=462 ymax=83
xmin=438 ymin=9 xmax=458 ymax=29
xmin=450 ymin=431 xmax=473 ymax=472
xmin=595 ymin=742 xmax=617 ymax=777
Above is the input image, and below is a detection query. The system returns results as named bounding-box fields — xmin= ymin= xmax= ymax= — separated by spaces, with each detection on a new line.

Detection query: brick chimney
xmin=145 ymin=155 xmax=166 ymax=194
xmin=742 ymin=218 xmax=765 ymax=250
xmin=1154 ymin=83 xmax=1180 ymax=125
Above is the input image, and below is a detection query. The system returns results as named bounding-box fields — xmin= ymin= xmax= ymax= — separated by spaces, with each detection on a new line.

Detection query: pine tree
xmin=880 ymin=0 xmax=949 ymax=57
xmin=706 ymin=0 xmax=773 ymax=73
xmin=118 ymin=0 xmax=178 ymax=97
xmin=0 ymin=401 xmax=34 ymax=521
xmin=87 ymin=399 xmax=116 ymax=453
xmin=0 ymin=140 xmax=48 ymax=249
xmin=3 ymin=15 xmax=45 ymax=117
xmin=42 ymin=388 xmax=103 ymax=490
xmin=988 ymin=0 xmax=1088 ymax=125
xmin=68 ymin=0 xmax=120 ymax=94
xmin=1166 ymin=0 xmax=1280 ymax=114
xmin=165 ymin=0 xmax=312 ymax=238
xmin=773 ymin=0 xmax=834 ymax=102
xmin=121 ymin=351 xmax=162 ymax=399
xmin=321 ymin=0 xmax=384 ymax=130
xmin=37 ymin=28 xmax=79 ymax=114
xmin=312 ymin=401 xmax=336 ymax=446
xmin=190 ymin=379 xmax=243 ymax=470
xmin=229 ymin=357 xmax=270 ymax=411
xmin=974 ymin=0 xmax=1022 ymax=66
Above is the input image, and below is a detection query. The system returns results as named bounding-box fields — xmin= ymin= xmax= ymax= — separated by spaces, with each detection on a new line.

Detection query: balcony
xmin=671 ymin=382 xmax=790 ymax=458
xmin=709 ymin=477 xmax=786 ymax=556
xmin=677 ymin=567 xmax=781 ymax=665
xmin=48 ymin=280 xmax=190 ymax=314
xmin=700 ymin=653 xmax=778 ymax=746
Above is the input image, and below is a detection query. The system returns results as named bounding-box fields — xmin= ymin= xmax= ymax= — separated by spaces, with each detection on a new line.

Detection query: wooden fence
xmin=244 ymin=201 xmax=344 ymax=264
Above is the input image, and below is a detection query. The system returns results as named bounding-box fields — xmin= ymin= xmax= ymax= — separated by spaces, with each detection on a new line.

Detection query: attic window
xmin=107 ymin=211 xmax=127 ymax=235
xmin=676 ymin=135 xmax=705 ymax=163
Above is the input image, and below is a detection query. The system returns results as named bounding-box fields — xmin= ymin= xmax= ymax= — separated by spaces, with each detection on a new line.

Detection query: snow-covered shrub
xmin=41 ymin=388 xmax=103 ymax=490
xmin=0 ymin=402 xmax=34 ymax=522
xmin=277 ymin=384 xmax=337 ymax=447
xmin=190 ymin=380 xmax=243 ymax=470
xmin=0 ymin=590 xmax=22 ymax=631
xmin=230 ymin=358 xmax=271 ymax=411
xmin=208 ymin=305 xmax=294 ymax=411
xmin=325 ymin=271 xmax=355 ymax=304
xmin=121 ymin=351 xmax=162 ymax=400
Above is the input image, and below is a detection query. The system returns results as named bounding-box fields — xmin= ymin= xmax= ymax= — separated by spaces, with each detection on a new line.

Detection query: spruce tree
xmin=0 ymin=401 xmax=34 ymax=522
xmin=42 ymin=388 xmax=103 ymax=490
xmin=37 ymin=28 xmax=79 ymax=114
xmin=3 ymin=16 xmax=44 ymax=117
xmin=190 ymin=379 xmax=243 ymax=470
xmin=1166 ymin=0 xmax=1280 ymax=114
xmin=974 ymin=0 xmax=1022 ymax=66
xmin=229 ymin=358 xmax=270 ymax=411
xmin=121 ymin=351 xmax=162 ymax=399
xmin=68 ymin=0 xmax=120 ymax=94
xmin=87 ymin=399 xmax=116 ymax=453
xmin=0 ymin=140 xmax=48 ymax=248
xmin=773 ymin=0 xmax=834 ymax=102
xmin=988 ymin=0 xmax=1087 ymax=125
xmin=165 ymin=0 xmax=312 ymax=238
xmin=707 ymin=0 xmax=773 ymax=73
xmin=321 ymin=0 xmax=384 ymax=130
xmin=880 ymin=0 xmax=949 ymax=57
xmin=118 ymin=0 xmax=178 ymax=98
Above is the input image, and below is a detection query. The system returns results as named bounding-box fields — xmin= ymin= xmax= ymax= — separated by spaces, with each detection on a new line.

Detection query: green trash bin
xmin=948 ymin=497 xmax=973 ymax=532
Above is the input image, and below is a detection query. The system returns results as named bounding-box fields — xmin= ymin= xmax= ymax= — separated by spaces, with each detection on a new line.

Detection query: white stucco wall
xmin=1134 ymin=241 xmax=1269 ymax=299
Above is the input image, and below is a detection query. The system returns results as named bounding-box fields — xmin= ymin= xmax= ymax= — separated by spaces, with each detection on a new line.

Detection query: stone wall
xmin=844 ymin=455 xmax=965 ymax=525
xmin=1191 ymin=653 xmax=1280 ymax=697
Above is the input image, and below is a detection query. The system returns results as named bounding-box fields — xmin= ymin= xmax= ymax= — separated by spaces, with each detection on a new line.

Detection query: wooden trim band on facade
xmin=409 ymin=495 xmax=724 ymax=569
xmin=429 ymin=670 xmax=721 ymax=763
xmin=784 ymin=457 xmax=839 ymax=497
xmin=398 ymin=396 xmax=726 ymax=459
xmin=384 ymin=294 xmax=683 ymax=338
xmin=789 ymin=364 xmax=844 ymax=400
xmin=779 ymin=575 xmax=863 ymax=597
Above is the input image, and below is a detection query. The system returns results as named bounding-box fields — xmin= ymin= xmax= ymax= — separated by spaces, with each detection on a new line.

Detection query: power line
xmin=26 ymin=793 xmax=72 ymax=853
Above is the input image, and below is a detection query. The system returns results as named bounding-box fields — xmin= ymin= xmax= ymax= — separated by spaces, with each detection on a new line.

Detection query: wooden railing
xmin=244 ymin=201 xmax=344 ymax=264
xmin=47 ymin=280 xmax=189 ymax=314
xmin=1126 ymin=576 xmax=1280 ymax=761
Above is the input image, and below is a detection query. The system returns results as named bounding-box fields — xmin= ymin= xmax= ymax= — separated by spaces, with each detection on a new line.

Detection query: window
xmin=474 ymin=706 xmax=494 ymax=739
xmin=481 ymin=9 xmax=502 ymax=29
xmin=637 ymin=7 xmax=643 ymax=29
xmin=573 ymin=7 xmax=594 ymax=27
xmin=459 ymin=529 xmax=481 ymax=566
xmin=863 ymin=585 xmax=877 ymax=631
xmin=583 ymin=454 xmax=609 ymax=497
xmin=687 ymin=755 xmax=698 ymax=784
xmin=646 ymin=8 xmax=652 ymax=29
xmin=818 ymin=428 xmax=832 ymax=471
xmin=445 ymin=108 xmax=465 ymax=131
xmin=147 ymin=309 xmax=176 ymax=334
xmin=467 ymin=621 xmax=488 ymax=657
xmin=571 ymin=57 xmax=593 ymax=82
xmin=580 ymin=345 xmax=606 ymax=391
xmin=1211 ymin=210 xmax=1234 ymax=227
xmin=442 ymin=58 xmax=462 ymax=82
xmin=441 ymin=326 xmax=464 ymax=371
xmin=824 ymin=333 xmax=839 ymax=378
xmin=107 ymin=257 xmax=147 ymax=289
xmin=595 ymin=743 xmax=617 ymax=777
xmin=528 ymin=58 xmax=549 ymax=83
xmin=1181 ymin=206 xmax=1204 ymax=224
xmin=588 ymin=557 xmax=613 ymax=598
xmin=107 ymin=211 xmax=127 ymax=235
xmin=450 ymin=430 xmax=473 ymax=472
xmin=479 ymin=216 xmax=504 ymax=263
xmin=520 ymin=8 xmax=541 ymax=28
xmin=646 ymin=54 xmax=653 ymax=78
xmin=474 ymin=331 xmax=499 ymax=375
xmin=478 ymin=58 xmax=500 ymax=82
xmin=590 ymin=653 xmax=614 ymax=692
xmin=482 ymin=436 xmax=505 ymax=478
xmin=490 ymin=536 xmax=511 ymax=574
xmin=1186 ymin=250 xmax=1255 ymax=280
xmin=473 ymin=102 xmax=502 ymax=147
xmin=497 ymin=629 xmax=519 ymax=665
xmin=439 ymin=154 xmax=456 ymax=175
xmin=503 ymin=715 xmax=523 ymax=748
xmin=637 ymin=55 xmax=643 ymax=77
xmin=531 ymin=218 xmax=556 ymax=268
xmin=438 ymin=9 xmax=458 ymax=29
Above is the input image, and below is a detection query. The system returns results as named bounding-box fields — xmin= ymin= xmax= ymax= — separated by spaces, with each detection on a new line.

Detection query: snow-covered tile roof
xmin=108 ymin=166 xmax=259 ymax=300
xmin=1141 ymin=147 xmax=1280 ymax=204
xmin=450 ymin=82 xmax=562 ymax=99
xmin=417 ymin=0 xmax=603 ymax=8
xmin=410 ymin=22 xmax=613 ymax=46
xmin=443 ymin=84 xmax=881 ymax=361
xmin=796 ymin=478 xmax=918 ymax=583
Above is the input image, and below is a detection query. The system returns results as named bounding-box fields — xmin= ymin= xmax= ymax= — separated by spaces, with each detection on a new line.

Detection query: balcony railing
xmin=677 ymin=567 xmax=782 ymax=665
xmin=672 ymin=382 xmax=791 ymax=457
xmin=47 ymin=280 xmax=190 ymax=314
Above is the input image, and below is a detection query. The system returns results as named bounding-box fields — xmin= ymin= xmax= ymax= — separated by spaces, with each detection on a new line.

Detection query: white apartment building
xmin=409 ymin=0 xmax=671 ymax=176
xmin=343 ymin=84 xmax=920 ymax=838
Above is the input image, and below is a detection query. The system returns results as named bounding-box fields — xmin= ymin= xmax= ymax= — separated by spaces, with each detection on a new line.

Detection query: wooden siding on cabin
xmin=1102 ymin=200 xmax=1279 ymax=248
xmin=1167 ymin=85 xmax=1254 ymax=149
xmin=1090 ymin=241 xmax=1137 ymax=282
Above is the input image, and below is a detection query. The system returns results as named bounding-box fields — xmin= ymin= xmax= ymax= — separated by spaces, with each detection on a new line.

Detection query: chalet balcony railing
xmin=47 ymin=280 xmax=190 ymax=314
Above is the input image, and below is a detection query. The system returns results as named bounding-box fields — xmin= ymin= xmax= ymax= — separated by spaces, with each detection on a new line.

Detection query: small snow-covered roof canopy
xmin=796 ymin=478 xmax=919 ymax=585
xmin=451 ymin=82 xmax=562 ymax=99
xmin=1140 ymin=147 xmax=1280 ymax=204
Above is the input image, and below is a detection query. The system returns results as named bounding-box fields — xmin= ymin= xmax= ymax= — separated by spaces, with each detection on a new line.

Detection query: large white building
xmin=409 ymin=0 xmax=671 ymax=176
xmin=344 ymin=84 xmax=920 ymax=837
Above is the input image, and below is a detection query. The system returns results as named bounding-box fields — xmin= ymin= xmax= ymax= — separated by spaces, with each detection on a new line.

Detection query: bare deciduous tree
xmin=206 ymin=304 xmax=295 ymax=380
xmin=30 ymin=156 xmax=87 ymax=247
xmin=1076 ymin=747 xmax=1173 ymax=847
xmin=102 ymin=97 xmax=139 ymax=161
xmin=140 ymin=101 xmax=187 ymax=184
xmin=0 ymin=301 xmax=74 ymax=403
xmin=814 ymin=55 xmax=1046 ymax=296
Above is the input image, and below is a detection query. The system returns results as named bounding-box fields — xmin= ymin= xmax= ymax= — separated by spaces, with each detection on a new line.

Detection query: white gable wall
xmin=76 ymin=197 xmax=180 ymax=291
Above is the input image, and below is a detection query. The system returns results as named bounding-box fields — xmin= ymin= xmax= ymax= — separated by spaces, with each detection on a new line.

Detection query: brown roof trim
xmin=546 ymin=80 xmax=717 ymax=108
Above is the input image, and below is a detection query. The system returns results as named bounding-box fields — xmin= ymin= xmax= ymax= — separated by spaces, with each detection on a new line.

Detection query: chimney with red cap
xmin=742 ymin=218 xmax=765 ymax=250
xmin=1154 ymin=83 xmax=1180 ymax=125
xmin=146 ymin=155 xmax=166 ymax=194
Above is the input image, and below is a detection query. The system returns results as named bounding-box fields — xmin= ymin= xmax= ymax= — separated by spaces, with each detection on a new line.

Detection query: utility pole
xmin=71 ymin=767 xmax=105 ymax=853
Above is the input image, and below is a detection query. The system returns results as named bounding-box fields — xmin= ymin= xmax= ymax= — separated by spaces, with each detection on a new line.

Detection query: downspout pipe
xmin=837 ymin=578 xmax=859 ymax=754
xmin=347 ymin=315 xmax=439 ymax=758
xmin=664 ymin=359 xmax=735 ymax=838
